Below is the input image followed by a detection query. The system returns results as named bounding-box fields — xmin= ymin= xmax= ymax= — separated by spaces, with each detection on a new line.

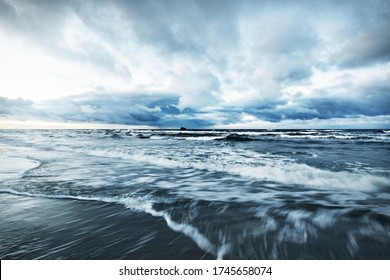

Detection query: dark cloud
xmin=0 ymin=0 xmax=16 ymax=22
xmin=0 ymin=97 xmax=34 ymax=116
xmin=42 ymin=93 xmax=179 ymax=125
xmin=337 ymin=32 xmax=390 ymax=67
xmin=114 ymin=0 xmax=241 ymax=55
xmin=0 ymin=93 xmax=215 ymax=128
xmin=316 ymin=0 xmax=390 ymax=68
xmin=1 ymin=89 xmax=389 ymax=128
xmin=0 ymin=0 xmax=240 ymax=61
xmin=2 ymin=0 xmax=389 ymax=65
xmin=0 ymin=0 xmax=70 ymax=40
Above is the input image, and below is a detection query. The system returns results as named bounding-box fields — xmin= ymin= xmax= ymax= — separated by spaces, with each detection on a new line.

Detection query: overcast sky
xmin=1 ymin=0 xmax=389 ymax=128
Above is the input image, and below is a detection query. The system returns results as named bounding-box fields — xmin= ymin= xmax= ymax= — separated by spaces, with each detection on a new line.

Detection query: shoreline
xmin=0 ymin=193 xmax=213 ymax=260
xmin=0 ymin=155 xmax=39 ymax=181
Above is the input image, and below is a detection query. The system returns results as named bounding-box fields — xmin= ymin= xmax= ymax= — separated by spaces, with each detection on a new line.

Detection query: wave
xmin=139 ymin=205 xmax=224 ymax=259
xmin=138 ymin=132 xmax=225 ymax=140
xmin=230 ymin=164 xmax=389 ymax=191
xmin=158 ymin=132 xmax=223 ymax=138
xmin=159 ymin=130 xmax=388 ymax=142
xmin=0 ymin=188 xmax=119 ymax=204
xmin=75 ymin=129 xmax=390 ymax=143
xmin=86 ymin=148 xmax=390 ymax=191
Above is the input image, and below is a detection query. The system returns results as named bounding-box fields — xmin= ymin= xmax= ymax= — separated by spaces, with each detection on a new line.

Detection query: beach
xmin=0 ymin=192 xmax=212 ymax=259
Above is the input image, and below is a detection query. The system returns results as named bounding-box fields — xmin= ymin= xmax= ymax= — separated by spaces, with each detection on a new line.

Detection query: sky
xmin=0 ymin=0 xmax=389 ymax=129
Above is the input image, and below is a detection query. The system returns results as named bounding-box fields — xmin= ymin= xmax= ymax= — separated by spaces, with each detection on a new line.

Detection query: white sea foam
xmin=87 ymin=147 xmax=390 ymax=191
xmin=232 ymin=163 xmax=390 ymax=190
xmin=120 ymin=195 xmax=224 ymax=258
xmin=119 ymin=195 xmax=156 ymax=213
xmin=159 ymin=212 xmax=221 ymax=258
xmin=0 ymin=188 xmax=119 ymax=204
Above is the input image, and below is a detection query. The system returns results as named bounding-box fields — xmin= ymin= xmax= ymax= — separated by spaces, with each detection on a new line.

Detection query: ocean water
xmin=0 ymin=129 xmax=390 ymax=259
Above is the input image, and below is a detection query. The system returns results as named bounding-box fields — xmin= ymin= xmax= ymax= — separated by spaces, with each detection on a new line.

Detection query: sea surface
xmin=1 ymin=129 xmax=390 ymax=259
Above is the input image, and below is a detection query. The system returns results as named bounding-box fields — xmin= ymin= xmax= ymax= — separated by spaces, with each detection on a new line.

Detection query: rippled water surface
xmin=1 ymin=129 xmax=389 ymax=259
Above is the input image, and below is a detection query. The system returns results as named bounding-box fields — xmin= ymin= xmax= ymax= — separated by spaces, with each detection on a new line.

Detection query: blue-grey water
xmin=1 ymin=129 xmax=390 ymax=259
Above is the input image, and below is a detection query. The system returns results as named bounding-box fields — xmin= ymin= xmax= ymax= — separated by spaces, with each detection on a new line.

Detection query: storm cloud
xmin=0 ymin=0 xmax=389 ymax=128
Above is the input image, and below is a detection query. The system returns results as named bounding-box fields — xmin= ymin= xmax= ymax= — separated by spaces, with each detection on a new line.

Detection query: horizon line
xmin=0 ymin=119 xmax=389 ymax=130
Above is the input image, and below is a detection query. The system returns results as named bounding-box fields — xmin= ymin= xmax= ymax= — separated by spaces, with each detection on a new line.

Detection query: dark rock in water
xmin=137 ymin=134 xmax=151 ymax=139
xmin=218 ymin=133 xmax=253 ymax=142
xmin=180 ymin=127 xmax=187 ymax=131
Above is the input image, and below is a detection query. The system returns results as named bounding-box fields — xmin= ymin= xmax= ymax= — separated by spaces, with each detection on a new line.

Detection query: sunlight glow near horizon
xmin=0 ymin=119 xmax=154 ymax=130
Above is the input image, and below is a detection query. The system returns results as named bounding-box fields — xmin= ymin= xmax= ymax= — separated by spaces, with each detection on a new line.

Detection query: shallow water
xmin=1 ymin=129 xmax=389 ymax=259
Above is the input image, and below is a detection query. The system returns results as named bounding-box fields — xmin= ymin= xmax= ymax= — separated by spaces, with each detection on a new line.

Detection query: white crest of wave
xmin=233 ymin=164 xmax=389 ymax=190
xmin=85 ymin=147 xmax=389 ymax=191
xmin=0 ymin=188 xmax=119 ymax=204
xmin=130 ymin=150 xmax=389 ymax=191
xmin=120 ymin=195 xmax=227 ymax=259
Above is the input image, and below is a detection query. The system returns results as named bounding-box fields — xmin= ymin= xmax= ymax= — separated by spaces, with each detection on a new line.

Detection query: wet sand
xmin=0 ymin=193 xmax=213 ymax=259
xmin=0 ymin=155 xmax=39 ymax=181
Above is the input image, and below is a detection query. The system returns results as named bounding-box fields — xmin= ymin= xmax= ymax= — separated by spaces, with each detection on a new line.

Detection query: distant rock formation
xmin=180 ymin=127 xmax=187 ymax=131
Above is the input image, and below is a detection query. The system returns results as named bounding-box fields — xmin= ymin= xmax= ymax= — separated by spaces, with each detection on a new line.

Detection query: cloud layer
xmin=0 ymin=0 xmax=389 ymax=128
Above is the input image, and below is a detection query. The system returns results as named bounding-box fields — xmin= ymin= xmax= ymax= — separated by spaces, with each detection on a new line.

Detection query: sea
xmin=0 ymin=129 xmax=389 ymax=259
